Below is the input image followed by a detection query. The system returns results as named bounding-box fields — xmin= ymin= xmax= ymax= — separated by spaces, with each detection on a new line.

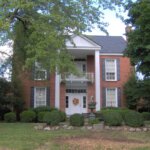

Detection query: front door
xmin=65 ymin=93 xmax=87 ymax=115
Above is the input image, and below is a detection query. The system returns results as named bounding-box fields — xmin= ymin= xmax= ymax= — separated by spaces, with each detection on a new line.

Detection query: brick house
xmin=22 ymin=35 xmax=132 ymax=115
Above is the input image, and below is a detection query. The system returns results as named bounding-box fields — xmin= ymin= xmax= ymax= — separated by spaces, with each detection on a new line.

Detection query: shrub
xmin=124 ymin=110 xmax=144 ymax=127
xmin=142 ymin=112 xmax=150 ymax=121
xmin=33 ymin=106 xmax=51 ymax=114
xmin=4 ymin=112 xmax=16 ymax=122
xmin=50 ymin=107 xmax=58 ymax=112
xmin=43 ymin=111 xmax=61 ymax=126
xmin=37 ymin=111 xmax=47 ymax=122
xmin=95 ymin=111 xmax=104 ymax=121
xmin=88 ymin=118 xmax=100 ymax=125
xmin=20 ymin=110 xmax=36 ymax=122
xmin=70 ymin=114 xmax=84 ymax=127
xmin=0 ymin=106 xmax=11 ymax=120
xmin=59 ymin=111 xmax=66 ymax=122
xmin=101 ymin=110 xmax=123 ymax=126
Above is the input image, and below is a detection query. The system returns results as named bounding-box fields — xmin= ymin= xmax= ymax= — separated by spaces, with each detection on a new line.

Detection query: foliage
xmin=37 ymin=111 xmax=47 ymax=123
xmin=70 ymin=114 xmax=84 ymax=127
xmin=33 ymin=106 xmax=51 ymax=114
xmin=20 ymin=110 xmax=36 ymax=122
xmin=4 ymin=112 xmax=16 ymax=122
xmin=124 ymin=110 xmax=144 ymax=127
xmin=88 ymin=118 xmax=100 ymax=125
xmin=43 ymin=111 xmax=61 ymax=126
xmin=142 ymin=112 xmax=150 ymax=121
xmin=0 ymin=106 xmax=11 ymax=120
xmin=95 ymin=111 xmax=104 ymax=121
xmin=0 ymin=0 xmax=127 ymax=73
xmin=101 ymin=110 xmax=123 ymax=126
xmin=124 ymin=76 xmax=150 ymax=111
xmin=125 ymin=0 xmax=150 ymax=78
xmin=124 ymin=76 xmax=140 ymax=109
xmin=59 ymin=111 xmax=66 ymax=122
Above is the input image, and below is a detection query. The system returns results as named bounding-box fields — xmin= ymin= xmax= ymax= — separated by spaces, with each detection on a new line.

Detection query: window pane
xmin=83 ymin=96 xmax=86 ymax=108
xmin=106 ymin=88 xmax=117 ymax=107
xmin=66 ymin=96 xmax=69 ymax=108
xmin=105 ymin=59 xmax=116 ymax=81
xmin=35 ymin=87 xmax=46 ymax=107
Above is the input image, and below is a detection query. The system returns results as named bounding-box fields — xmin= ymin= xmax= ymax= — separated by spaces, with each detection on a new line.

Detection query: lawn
xmin=0 ymin=123 xmax=150 ymax=150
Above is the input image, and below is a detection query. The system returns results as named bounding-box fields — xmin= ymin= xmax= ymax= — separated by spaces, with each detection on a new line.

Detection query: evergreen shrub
xmin=4 ymin=112 xmax=16 ymax=122
xmin=142 ymin=112 xmax=150 ymax=121
xmin=43 ymin=111 xmax=61 ymax=126
xmin=101 ymin=110 xmax=123 ymax=126
xmin=20 ymin=110 xmax=36 ymax=122
xmin=124 ymin=110 xmax=144 ymax=127
xmin=70 ymin=114 xmax=84 ymax=126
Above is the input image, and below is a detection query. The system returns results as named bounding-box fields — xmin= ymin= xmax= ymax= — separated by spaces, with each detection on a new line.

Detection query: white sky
xmin=86 ymin=10 xmax=127 ymax=38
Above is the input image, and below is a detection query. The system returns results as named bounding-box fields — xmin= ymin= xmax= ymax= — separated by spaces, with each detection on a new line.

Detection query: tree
xmin=0 ymin=0 xmax=126 ymax=73
xmin=125 ymin=0 xmax=150 ymax=78
xmin=124 ymin=76 xmax=150 ymax=112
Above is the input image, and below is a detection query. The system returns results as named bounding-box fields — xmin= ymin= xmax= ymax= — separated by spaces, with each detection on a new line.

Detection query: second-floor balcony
xmin=60 ymin=72 xmax=94 ymax=83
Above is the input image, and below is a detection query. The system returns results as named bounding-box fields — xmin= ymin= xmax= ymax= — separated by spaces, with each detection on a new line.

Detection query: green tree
xmin=124 ymin=76 xmax=150 ymax=111
xmin=125 ymin=0 xmax=150 ymax=78
xmin=0 ymin=0 xmax=126 ymax=72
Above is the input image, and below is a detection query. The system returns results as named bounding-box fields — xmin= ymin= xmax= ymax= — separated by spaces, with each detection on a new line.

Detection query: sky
xmin=86 ymin=10 xmax=127 ymax=38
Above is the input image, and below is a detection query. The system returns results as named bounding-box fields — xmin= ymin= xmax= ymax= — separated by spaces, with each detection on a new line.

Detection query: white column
xmin=55 ymin=71 xmax=60 ymax=109
xmin=95 ymin=50 xmax=100 ymax=111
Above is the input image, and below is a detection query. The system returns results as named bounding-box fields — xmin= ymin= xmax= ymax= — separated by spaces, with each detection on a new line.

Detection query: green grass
xmin=0 ymin=123 xmax=150 ymax=150
xmin=0 ymin=123 xmax=87 ymax=150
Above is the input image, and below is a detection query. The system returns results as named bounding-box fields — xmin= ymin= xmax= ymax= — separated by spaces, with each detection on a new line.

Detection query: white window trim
xmin=106 ymin=88 xmax=118 ymax=107
xmin=34 ymin=87 xmax=47 ymax=108
xmin=105 ymin=59 xmax=117 ymax=81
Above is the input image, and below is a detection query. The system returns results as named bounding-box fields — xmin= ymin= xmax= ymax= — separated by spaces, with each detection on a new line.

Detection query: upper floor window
xmin=34 ymin=62 xmax=47 ymax=80
xmin=105 ymin=59 xmax=116 ymax=81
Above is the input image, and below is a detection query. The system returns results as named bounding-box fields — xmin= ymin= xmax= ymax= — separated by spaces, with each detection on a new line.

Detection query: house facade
xmin=22 ymin=35 xmax=133 ymax=115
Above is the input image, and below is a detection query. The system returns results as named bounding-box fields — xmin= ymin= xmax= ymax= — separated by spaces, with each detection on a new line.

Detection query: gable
xmin=66 ymin=35 xmax=101 ymax=50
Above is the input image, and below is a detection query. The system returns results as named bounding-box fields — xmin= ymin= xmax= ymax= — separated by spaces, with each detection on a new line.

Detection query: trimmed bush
xmin=142 ymin=112 xmax=150 ymax=121
xmin=88 ymin=118 xmax=100 ymax=125
xmin=50 ymin=107 xmax=58 ymax=112
xmin=4 ymin=112 xmax=16 ymax=122
xmin=33 ymin=106 xmax=51 ymax=114
xmin=124 ymin=110 xmax=144 ymax=127
xmin=20 ymin=110 xmax=36 ymax=122
xmin=101 ymin=110 xmax=123 ymax=126
xmin=37 ymin=111 xmax=47 ymax=122
xmin=43 ymin=111 xmax=61 ymax=126
xmin=70 ymin=114 xmax=84 ymax=127
xmin=59 ymin=111 xmax=66 ymax=122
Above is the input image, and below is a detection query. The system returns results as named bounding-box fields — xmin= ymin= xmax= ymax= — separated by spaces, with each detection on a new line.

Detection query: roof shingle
xmin=86 ymin=35 xmax=127 ymax=54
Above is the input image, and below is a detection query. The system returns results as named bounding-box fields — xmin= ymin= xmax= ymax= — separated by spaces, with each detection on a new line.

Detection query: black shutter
xmin=117 ymin=87 xmax=121 ymax=107
xmin=30 ymin=87 xmax=34 ymax=108
xmin=116 ymin=59 xmax=120 ymax=81
xmin=46 ymin=87 xmax=50 ymax=106
xmin=102 ymin=87 xmax=106 ymax=107
xmin=102 ymin=58 xmax=105 ymax=81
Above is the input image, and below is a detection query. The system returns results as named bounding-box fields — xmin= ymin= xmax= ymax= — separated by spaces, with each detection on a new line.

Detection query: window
xmin=106 ymin=88 xmax=117 ymax=107
xmin=66 ymin=96 xmax=69 ymax=108
xmin=34 ymin=62 xmax=47 ymax=80
xmin=105 ymin=59 xmax=116 ymax=81
xmin=66 ymin=89 xmax=87 ymax=93
xmin=34 ymin=87 xmax=46 ymax=107
xmin=83 ymin=96 xmax=86 ymax=108
xmin=82 ymin=64 xmax=86 ymax=72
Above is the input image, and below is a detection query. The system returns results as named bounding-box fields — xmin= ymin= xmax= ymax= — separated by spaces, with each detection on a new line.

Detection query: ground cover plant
xmin=0 ymin=123 xmax=150 ymax=150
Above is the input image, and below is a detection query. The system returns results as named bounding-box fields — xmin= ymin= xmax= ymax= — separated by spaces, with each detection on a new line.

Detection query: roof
xmin=86 ymin=35 xmax=127 ymax=54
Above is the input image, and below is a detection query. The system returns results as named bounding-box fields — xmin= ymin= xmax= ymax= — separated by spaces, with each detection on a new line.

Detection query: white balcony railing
xmin=60 ymin=72 xmax=94 ymax=83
